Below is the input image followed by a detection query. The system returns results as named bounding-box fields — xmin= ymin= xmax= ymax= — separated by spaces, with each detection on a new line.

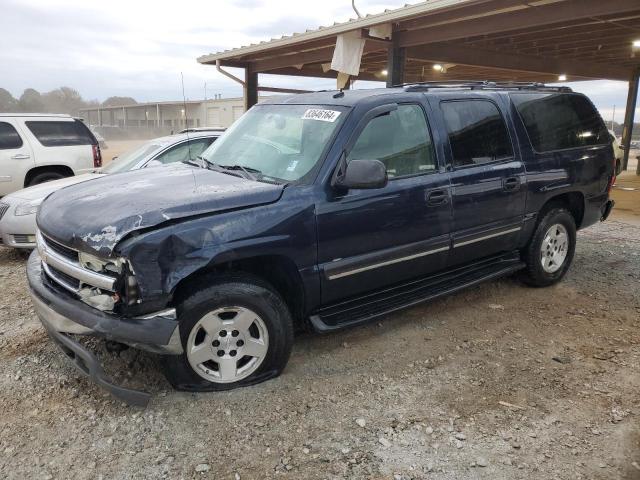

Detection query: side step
xmin=310 ymin=251 xmax=525 ymax=332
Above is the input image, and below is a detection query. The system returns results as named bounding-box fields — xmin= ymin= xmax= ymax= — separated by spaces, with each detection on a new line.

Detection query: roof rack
xmin=398 ymin=80 xmax=572 ymax=93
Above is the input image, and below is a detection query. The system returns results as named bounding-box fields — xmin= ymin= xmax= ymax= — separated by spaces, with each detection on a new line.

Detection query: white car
xmin=0 ymin=114 xmax=102 ymax=197
xmin=0 ymin=130 xmax=221 ymax=249
xmin=608 ymin=129 xmax=624 ymax=174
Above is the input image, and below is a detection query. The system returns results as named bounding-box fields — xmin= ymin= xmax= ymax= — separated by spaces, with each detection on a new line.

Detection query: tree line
xmin=0 ymin=87 xmax=137 ymax=117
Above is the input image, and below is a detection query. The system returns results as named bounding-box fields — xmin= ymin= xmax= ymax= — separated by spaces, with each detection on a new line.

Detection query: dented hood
xmin=37 ymin=164 xmax=285 ymax=256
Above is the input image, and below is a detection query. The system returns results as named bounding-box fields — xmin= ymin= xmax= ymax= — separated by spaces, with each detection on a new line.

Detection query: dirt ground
xmin=101 ymin=140 xmax=147 ymax=165
xmin=0 ymin=174 xmax=639 ymax=480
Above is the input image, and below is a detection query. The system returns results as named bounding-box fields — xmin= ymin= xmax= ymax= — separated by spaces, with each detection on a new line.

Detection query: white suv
xmin=0 ymin=114 xmax=101 ymax=197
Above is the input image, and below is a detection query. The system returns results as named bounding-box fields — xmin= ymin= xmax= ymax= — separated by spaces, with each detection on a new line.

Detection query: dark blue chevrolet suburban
xmin=27 ymin=82 xmax=616 ymax=405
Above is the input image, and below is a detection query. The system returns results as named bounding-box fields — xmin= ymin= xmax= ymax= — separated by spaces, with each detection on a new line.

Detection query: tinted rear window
xmin=511 ymin=93 xmax=609 ymax=152
xmin=26 ymin=120 xmax=96 ymax=147
xmin=441 ymin=100 xmax=513 ymax=167
xmin=0 ymin=122 xmax=23 ymax=149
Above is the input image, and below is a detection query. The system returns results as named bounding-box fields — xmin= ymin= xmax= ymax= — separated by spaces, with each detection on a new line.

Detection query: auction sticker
xmin=302 ymin=109 xmax=341 ymax=122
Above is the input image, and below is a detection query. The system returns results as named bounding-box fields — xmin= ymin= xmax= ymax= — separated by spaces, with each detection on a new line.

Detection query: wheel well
xmin=24 ymin=165 xmax=74 ymax=187
xmin=541 ymin=192 xmax=585 ymax=228
xmin=171 ymin=255 xmax=306 ymax=328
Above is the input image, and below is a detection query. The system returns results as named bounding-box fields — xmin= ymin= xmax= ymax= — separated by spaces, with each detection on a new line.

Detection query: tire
xmin=161 ymin=273 xmax=294 ymax=392
xmin=27 ymin=171 xmax=68 ymax=186
xmin=521 ymin=207 xmax=576 ymax=287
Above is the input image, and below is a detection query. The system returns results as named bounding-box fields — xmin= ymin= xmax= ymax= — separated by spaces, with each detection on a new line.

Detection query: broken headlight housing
xmin=78 ymin=252 xmax=124 ymax=275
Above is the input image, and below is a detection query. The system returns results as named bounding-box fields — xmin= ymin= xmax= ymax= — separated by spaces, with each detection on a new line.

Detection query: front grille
xmin=45 ymin=264 xmax=81 ymax=291
xmin=43 ymin=235 xmax=78 ymax=261
xmin=0 ymin=203 xmax=8 ymax=221
xmin=36 ymin=230 xmax=117 ymax=294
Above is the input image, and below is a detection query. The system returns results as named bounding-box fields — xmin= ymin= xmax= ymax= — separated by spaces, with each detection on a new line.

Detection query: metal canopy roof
xmin=198 ymin=0 xmax=640 ymax=83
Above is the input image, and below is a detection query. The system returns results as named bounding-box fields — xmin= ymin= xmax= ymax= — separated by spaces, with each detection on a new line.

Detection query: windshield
xmin=199 ymin=104 xmax=347 ymax=182
xmin=101 ymin=142 xmax=165 ymax=174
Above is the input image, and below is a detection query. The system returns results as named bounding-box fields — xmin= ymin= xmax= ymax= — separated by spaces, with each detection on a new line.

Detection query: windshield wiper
xmin=197 ymin=157 xmax=266 ymax=182
xmin=196 ymin=156 xmax=244 ymax=179
xmin=219 ymin=164 xmax=261 ymax=181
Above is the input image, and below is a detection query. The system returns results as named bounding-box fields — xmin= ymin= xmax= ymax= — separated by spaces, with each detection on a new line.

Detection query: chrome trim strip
xmin=37 ymin=230 xmax=116 ymax=291
xmin=327 ymin=245 xmax=450 ymax=280
xmin=454 ymin=226 xmax=521 ymax=248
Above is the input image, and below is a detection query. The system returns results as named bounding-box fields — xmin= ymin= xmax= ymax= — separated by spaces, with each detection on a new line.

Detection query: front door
xmin=436 ymin=97 xmax=526 ymax=266
xmin=316 ymin=102 xmax=452 ymax=305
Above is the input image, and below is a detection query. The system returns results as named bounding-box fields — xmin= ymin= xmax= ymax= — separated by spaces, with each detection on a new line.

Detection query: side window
xmin=0 ymin=122 xmax=23 ymax=150
xmin=511 ymin=93 xmax=609 ymax=152
xmin=441 ymin=100 xmax=513 ymax=167
xmin=153 ymin=138 xmax=216 ymax=165
xmin=347 ymin=104 xmax=436 ymax=178
xmin=25 ymin=120 xmax=95 ymax=147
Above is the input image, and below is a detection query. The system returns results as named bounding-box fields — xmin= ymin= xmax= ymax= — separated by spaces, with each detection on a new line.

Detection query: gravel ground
xmin=0 ymin=218 xmax=639 ymax=480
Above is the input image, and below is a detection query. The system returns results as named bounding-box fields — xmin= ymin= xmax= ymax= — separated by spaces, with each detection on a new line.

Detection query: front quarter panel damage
xmin=116 ymin=191 xmax=318 ymax=308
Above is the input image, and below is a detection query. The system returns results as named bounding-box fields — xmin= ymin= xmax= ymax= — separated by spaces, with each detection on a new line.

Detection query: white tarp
xmin=369 ymin=23 xmax=392 ymax=39
xmin=331 ymin=31 xmax=366 ymax=77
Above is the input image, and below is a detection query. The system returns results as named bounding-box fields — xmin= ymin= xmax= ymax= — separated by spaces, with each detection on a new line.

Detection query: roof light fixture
xmin=558 ymin=74 xmax=567 ymax=81
xmin=433 ymin=64 xmax=444 ymax=72
xmin=633 ymin=40 xmax=640 ymax=48
xmin=381 ymin=69 xmax=388 ymax=76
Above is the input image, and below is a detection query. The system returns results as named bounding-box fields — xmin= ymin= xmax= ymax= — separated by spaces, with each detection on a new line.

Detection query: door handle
xmin=10 ymin=154 xmax=30 ymax=160
xmin=427 ymin=189 xmax=448 ymax=206
xmin=502 ymin=176 xmax=520 ymax=191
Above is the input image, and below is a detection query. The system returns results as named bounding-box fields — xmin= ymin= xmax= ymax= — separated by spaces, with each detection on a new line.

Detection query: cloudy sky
xmin=0 ymin=0 xmax=636 ymax=123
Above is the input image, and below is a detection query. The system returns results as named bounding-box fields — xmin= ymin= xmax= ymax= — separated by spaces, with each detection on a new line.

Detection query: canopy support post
xmin=386 ymin=39 xmax=405 ymax=88
xmin=244 ymin=67 xmax=258 ymax=111
xmin=621 ymin=67 xmax=639 ymax=173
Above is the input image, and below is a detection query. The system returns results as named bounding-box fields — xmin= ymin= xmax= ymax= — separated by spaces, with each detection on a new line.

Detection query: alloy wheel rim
xmin=186 ymin=306 xmax=269 ymax=383
xmin=540 ymin=223 xmax=569 ymax=273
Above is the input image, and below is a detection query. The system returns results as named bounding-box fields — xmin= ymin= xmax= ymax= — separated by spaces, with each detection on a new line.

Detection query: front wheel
xmin=161 ymin=274 xmax=294 ymax=391
xmin=521 ymin=207 xmax=576 ymax=287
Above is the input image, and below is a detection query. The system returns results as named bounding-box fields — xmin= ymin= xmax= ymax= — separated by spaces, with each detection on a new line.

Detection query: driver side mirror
xmin=334 ymin=159 xmax=388 ymax=190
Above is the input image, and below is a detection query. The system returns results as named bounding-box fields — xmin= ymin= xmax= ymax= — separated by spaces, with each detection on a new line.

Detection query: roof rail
xmin=397 ymin=80 xmax=572 ymax=93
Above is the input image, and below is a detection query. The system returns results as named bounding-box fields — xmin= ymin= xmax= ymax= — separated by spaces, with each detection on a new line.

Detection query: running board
xmin=309 ymin=251 xmax=525 ymax=332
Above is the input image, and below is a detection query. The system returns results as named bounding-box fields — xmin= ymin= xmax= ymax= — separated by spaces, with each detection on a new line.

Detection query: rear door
xmin=433 ymin=95 xmax=526 ymax=266
xmin=316 ymin=101 xmax=452 ymax=305
xmin=23 ymin=119 xmax=97 ymax=175
xmin=0 ymin=120 xmax=34 ymax=196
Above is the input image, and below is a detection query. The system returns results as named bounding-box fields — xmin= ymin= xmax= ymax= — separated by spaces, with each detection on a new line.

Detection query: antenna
xmin=351 ymin=0 xmax=362 ymax=18
xmin=180 ymin=72 xmax=193 ymax=162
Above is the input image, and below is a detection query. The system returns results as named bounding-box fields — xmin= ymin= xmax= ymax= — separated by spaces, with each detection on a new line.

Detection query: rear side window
xmin=0 ymin=122 xmax=23 ymax=150
xmin=348 ymin=104 xmax=436 ymax=178
xmin=153 ymin=137 xmax=216 ymax=165
xmin=511 ymin=93 xmax=609 ymax=152
xmin=441 ymin=100 xmax=513 ymax=167
xmin=26 ymin=120 xmax=96 ymax=147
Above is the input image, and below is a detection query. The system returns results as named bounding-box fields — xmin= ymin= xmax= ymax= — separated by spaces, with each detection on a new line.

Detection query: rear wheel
xmin=161 ymin=274 xmax=294 ymax=391
xmin=27 ymin=171 xmax=67 ymax=186
xmin=521 ymin=207 xmax=576 ymax=287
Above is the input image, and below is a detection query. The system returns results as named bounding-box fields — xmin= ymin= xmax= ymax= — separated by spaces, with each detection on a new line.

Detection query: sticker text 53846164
xmin=302 ymin=109 xmax=341 ymax=122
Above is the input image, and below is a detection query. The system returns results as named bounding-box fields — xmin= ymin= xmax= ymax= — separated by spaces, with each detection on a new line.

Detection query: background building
xmin=79 ymin=96 xmax=265 ymax=139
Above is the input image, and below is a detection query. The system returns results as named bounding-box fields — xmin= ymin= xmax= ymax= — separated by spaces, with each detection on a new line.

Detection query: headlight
xmin=14 ymin=199 xmax=43 ymax=217
xmin=78 ymin=251 xmax=123 ymax=274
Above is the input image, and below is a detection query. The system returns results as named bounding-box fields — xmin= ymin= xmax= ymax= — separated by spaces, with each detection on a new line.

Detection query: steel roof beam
xmin=396 ymin=0 xmax=640 ymax=48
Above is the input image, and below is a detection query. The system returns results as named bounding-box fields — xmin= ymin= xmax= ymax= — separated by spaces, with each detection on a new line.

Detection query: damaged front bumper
xmin=27 ymin=250 xmax=183 ymax=406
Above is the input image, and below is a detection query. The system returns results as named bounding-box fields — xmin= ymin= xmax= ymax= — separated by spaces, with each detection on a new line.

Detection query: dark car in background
xmin=27 ymin=82 xmax=615 ymax=405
